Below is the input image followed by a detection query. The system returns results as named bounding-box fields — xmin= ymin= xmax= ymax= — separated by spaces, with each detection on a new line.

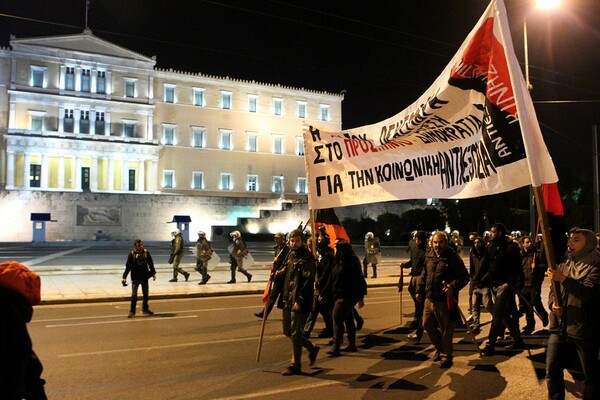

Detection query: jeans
xmin=520 ymin=285 xmax=549 ymax=330
xmin=546 ymin=333 xmax=600 ymax=400
xmin=471 ymin=286 xmax=493 ymax=328
xmin=488 ymin=285 xmax=520 ymax=345
xmin=130 ymin=280 xmax=149 ymax=312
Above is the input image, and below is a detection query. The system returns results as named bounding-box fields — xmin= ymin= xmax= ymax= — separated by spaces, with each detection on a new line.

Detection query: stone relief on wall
xmin=77 ymin=206 xmax=122 ymax=226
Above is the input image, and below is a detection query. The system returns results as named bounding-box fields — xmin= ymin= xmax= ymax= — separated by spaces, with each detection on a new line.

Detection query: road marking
xmin=46 ymin=314 xmax=197 ymax=328
xmin=23 ymin=246 xmax=92 ymax=267
xmin=58 ymin=333 xmax=286 ymax=358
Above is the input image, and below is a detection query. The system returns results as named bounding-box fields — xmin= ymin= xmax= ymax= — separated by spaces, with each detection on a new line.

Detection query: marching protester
xmin=400 ymin=230 xmax=427 ymax=342
xmin=279 ymin=229 xmax=320 ymax=375
xmin=416 ymin=231 xmax=469 ymax=368
xmin=546 ymin=227 xmax=600 ymax=400
xmin=195 ymin=231 xmax=213 ymax=285
xmin=363 ymin=232 xmax=381 ymax=278
xmin=519 ymin=235 xmax=549 ymax=334
xmin=303 ymin=230 xmax=334 ymax=338
xmin=255 ymin=232 xmax=289 ymax=319
xmin=228 ymin=230 xmax=252 ymax=284
xmin=122 ymin=239 xmax=156 ymax=318
xmin=327 ymin=239 xmax=367 ymax=357
xmin=0 ymin=261 xmax=47 ymax=400
xmin=480 ymin=223 xmax=525 ymax=356
xmin=168 ymin=229 xmax=190 ymax=282
xmin=468 ymin=236 xmax=491 ymax=335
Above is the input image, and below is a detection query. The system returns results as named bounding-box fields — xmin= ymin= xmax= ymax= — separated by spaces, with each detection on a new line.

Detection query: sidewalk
xmin=38 ymin=260 xmax=404 ymax=304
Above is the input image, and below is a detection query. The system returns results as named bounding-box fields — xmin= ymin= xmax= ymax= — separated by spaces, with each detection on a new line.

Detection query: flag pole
xmin=532 ymin=185 xmax=562 ymax=308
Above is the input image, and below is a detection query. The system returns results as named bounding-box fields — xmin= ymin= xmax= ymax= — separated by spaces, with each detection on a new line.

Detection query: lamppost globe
xmin=536 ymin=0 xmax=561 ymax=10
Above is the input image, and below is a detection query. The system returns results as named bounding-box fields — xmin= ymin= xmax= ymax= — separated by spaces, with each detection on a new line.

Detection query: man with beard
xmin=416 ymin=231 xmax=469 ymax=368
xmin=255 ymin=232 xmax=290 ymax=319
xmin=278 ymin=229 xmax=319 ymax=375
xmin=480 ymin=223 xmax=525 ymax=356
xmin=519 ymin=235 xmax=549 ymax=335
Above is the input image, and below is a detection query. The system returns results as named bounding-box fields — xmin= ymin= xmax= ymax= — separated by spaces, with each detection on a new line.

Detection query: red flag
xmin=314 ymin=208 xmax=350 ymax=248
xmin=542 ymin=183 xmax=564 ymax=217
xmin=261 ymin=274 xmax=272 ymax=303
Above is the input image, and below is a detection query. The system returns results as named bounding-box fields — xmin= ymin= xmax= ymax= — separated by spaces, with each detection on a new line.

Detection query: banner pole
xmin=531 ymin=185 xmax=562 ymax=308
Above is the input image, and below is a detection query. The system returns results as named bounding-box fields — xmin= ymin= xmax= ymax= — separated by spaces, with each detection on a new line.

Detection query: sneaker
xmin=227 ymin=280 xmax=236 ymax=284
xmin=440 ymin=358 xmax=454 ymax=368
xmin=308 ymin=346 xmax=320 ymax=366
xmin=127 ymin=312 xmax=135 ymax=318
xmin=281 ymin=365 xmax=301 ymax=376
xmin=247 ymin=274 xmax=253 ymax=283
xmin=142 ymin=309 xmax=154 ymax=316
xmin=481 ymin=344 xmax=495 ymax=356
xmin=408 ymin=333 xmax=421 ymax=343
xmin=169 ymin=278 xmax=177 ymax=282
xmin=184 ymin=273 xmax=190 ymax=282
xmin=356 ymin=317 xmax=364 ymax=331
xmin=505 ymin=339 xmax=525 ymax=350
xmin=341 ymin=345 xmax=358 ymax=352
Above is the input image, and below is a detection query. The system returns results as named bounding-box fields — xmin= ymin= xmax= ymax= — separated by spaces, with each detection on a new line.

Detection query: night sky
xmin=1 ymin=0 xmax=599 ymax=193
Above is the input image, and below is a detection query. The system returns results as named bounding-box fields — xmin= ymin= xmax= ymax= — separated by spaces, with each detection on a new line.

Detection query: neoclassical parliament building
xmin=0 ymin=29 xmax=343 ymax=241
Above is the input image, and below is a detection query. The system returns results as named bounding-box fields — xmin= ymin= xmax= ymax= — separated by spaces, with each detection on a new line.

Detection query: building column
xmin=6 ymin=151 xmax=15 ymax=188
xmin=90 ymin=110 xmax=96 ymax=135
xmin=105 ymin=112 xmax=111 ymax=136
xmin=146 ymin=112 xmax=154 ymax=140
xmin=122 ymin=159 xmax=129 ymax=191
xmin=75 ymin=66 xmax=82 ymax=91
xmin=138 ymin=159 xmax=145 ymax=192
xmin=90 ymin=68 xmax=97 ymax=93
xmin=9 ymin=101 xmax=16 ymax=129
xmin=40 ymin=154 xmax=48 ymax=189
xmin=58 ymin=156 xmax=65 ymax=189
xmin=90 ymin=156 xmax=98 ymax=191
xmin=75 ymin=157 xmax=82 ymax=190
xmin=74 ymin=109 xmax=81 ymax=134
xmin=107 ymin=158 xmax=115 ymax=191
xmin=58 ymin=106 xmax=65 ymax=132
xmin=59 ymin=65 xmax=66 ymax=90
xmin=105 ymin=70 xmax=112 ymax=95
xmin=23 ymin=154 xmax=30 ymax=188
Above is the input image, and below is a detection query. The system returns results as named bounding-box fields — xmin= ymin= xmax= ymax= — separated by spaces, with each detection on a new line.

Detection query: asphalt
xmin=33 ymin=251 xmax=406 ymax=305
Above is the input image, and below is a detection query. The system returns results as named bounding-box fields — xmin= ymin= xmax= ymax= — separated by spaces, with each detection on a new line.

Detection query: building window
xmin=248 ymin=95 xmax=257 ymax=113
xmin=221 ymin=91 xmax=232 ymax=109
xmin=163 ymin=170 xmax=175 ymax=188
xmin=124 ymin=79 xmax=136 ymax=98
xmin=192 ymin=127 xmax=205 ymax=148
xmin=30 ymin=66 xmax=46 ymax=88
xmin=64 ymin=109 xmax=74 ymax=133
xmin=297 ymin=177 xmax=307 ymax=194
xmin=247 ymin=133 xmax=258 ymax=152
xmin=95 ymin=112 xmax=105 ymax=134
xmin=220 ymin=173 xmax=232 ymax=190
xmin=65 ymin=67 xmax=75 ymax=90
xmin=273 ymin=98 xmax=283 ymax=116
xmin=296 ymin=137 xmax=304 ymax=156
xmin=320 ymin=104 xmax=330 ymax=121
xmin=81 ymin=69 xmax=91 ymax=92
xmin=80 ymin=110 xmax=90 ymax=134
xmin=220 ymin=129 xmax=232 ymax=150
xmin=123 ymin=121 xmax=136 ymax=137
xmin=273 ymin=136 xmax=283 ymax=154
xmin=247 ymin=175 xmax=258 ymax=192
xmin=272 ymin=176 xmax=283 ymax=193
xmin=28 ymin=111 xmax=45 ymax=131
xmin=96 ymin=71 xmax=106 ymax=94
xmin=193 ymin=88 xmax=205 ymax=106
xmin=162 ymin=125 xmax=176 ymax=145
xmin=192 ymin=172 xmax=204 ymax=189
xmin=30 ymin=164 xmax=41 ymax=188
xmin=297 ymin=101 xmax=306 ymax=118
xmin=164 ymin=84 xmax=176 ymax=103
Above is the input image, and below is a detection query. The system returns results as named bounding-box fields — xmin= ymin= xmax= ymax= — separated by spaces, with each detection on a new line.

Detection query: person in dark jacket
xmin=278 ymin=229 xmax=319 ymax=376
xmin=303 ymin=232 xmax=334 ymax=338
xmin=416 ymin=231 xmax=469 ymax=368
xmin=327 ymin=239 xmax=367 ymax=357
xmin=480 ymin=223 xmax=525 ymax=356
xmin=255 ymin=232 xmax=290 ymax=319
xmin=122 ymin=239 xmax=156 ymax=318
xmin=401 ymin=230 xmax=427 ymax=342
xmin=469 ymin=236 xmax=492 ymax=335
xmin=519 ymin=235 xmax=549 ymax=335
xmin=546 ymin=227 xmax=600 ymax=400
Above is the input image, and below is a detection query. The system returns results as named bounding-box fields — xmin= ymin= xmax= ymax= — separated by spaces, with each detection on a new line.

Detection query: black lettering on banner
xmin=315 ymin=174 xmax=344 ymax=197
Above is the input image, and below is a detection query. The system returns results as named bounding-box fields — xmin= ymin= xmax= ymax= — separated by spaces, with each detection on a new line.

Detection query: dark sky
xmin=1 ymin=0 xmax=599 ymax=179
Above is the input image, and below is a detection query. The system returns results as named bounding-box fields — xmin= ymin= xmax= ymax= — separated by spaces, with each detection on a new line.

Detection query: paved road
xmin=28 ymin=286 xmax=583 ymax=400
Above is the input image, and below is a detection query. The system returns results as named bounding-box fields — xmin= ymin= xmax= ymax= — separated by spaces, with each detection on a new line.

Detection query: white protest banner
xmin=303 ymin=0 xmax=558 ymax=210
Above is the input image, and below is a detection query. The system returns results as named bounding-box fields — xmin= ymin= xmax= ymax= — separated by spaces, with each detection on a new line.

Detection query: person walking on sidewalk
xmin=195 ymin=231 xmax=213 ymax=285
xmin=122 ymin=239 xmax=156 ymax=318
xmin=228 ymin=230 xmax=252 ymax=283
xmin=169 ymin=229 xmax=190 ymax=282
xmin=279 ymin=229 xmax=319 ymax=375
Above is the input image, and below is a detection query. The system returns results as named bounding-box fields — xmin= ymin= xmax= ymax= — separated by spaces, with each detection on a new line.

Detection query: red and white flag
xmin=303 ymin=0 xmax=557 ymax=209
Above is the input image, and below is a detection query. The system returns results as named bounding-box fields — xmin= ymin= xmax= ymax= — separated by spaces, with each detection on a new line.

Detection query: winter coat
xmin=417 ymin=247 xmax=469 ymax=302
xmin=123 ymin=249 xmax=156 ymax=282
xmin=282 ymin=245 xmax=316 ymax=312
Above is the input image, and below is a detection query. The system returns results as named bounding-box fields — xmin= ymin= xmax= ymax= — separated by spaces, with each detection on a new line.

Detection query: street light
xmin=524 ymin=0 xmax=561 ymax=236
